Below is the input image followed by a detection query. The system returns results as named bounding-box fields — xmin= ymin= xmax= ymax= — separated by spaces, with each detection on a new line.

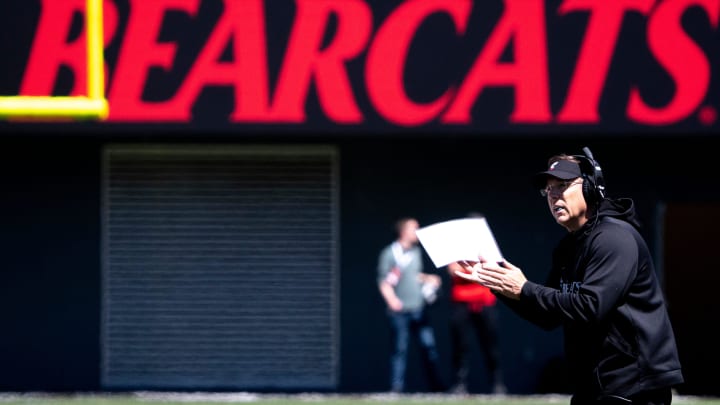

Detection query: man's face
xmin=544 ymin=177 xmax=588 ymax=232
xmin=401 ymin=220 xmax=419 ymax=244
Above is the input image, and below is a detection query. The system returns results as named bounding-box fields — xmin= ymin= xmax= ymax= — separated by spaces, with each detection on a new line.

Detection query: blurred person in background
xmin=446 ymin=212 xmax=506 ymax=395
xmin=446 ymin=261 xmax=506 ymax=395
xmin=456 ymin=150 xmax=683 ymax=404
xmin=377 ymin=217 xmax=445 ymax=393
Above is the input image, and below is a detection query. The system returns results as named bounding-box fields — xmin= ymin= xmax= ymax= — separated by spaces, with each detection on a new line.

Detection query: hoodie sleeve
xmin=512 ymin=223 xmax=639 ymax=327
xmin=497 ymin=282 xmax=562 ymax=330
xmin=495 ymin=261 xmax=563 ymax=330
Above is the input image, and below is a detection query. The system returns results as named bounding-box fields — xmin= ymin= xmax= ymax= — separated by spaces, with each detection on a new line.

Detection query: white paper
xmin=415 ymin=217 xmax=503 ymax=268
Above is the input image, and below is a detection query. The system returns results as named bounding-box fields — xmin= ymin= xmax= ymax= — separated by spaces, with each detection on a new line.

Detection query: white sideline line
xmin=0 ymin=392 xmax=714 ymax=403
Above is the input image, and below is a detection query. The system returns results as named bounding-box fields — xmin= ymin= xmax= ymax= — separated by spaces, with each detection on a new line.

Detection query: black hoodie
xmin=502 ymin=197 xmax=684 ymax=399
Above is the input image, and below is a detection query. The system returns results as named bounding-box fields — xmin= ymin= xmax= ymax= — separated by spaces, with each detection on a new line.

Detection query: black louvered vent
xmin=101 ymin=145 xmax=339 ymax=390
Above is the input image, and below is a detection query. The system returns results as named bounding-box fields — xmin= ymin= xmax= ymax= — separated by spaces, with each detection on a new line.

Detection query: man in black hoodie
xmin=456 ymin=149 xmax=684 ymax=404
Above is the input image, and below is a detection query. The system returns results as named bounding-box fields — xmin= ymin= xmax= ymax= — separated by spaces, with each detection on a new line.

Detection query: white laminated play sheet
xmin=415 ymin=217 xmax=503 ymax=268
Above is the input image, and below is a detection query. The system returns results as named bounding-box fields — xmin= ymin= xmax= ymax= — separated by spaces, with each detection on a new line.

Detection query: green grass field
xmin=1 ymin=393 xmax=720 ymax=405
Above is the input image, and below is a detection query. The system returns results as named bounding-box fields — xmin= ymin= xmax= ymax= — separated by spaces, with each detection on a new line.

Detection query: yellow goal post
xmin=0 ymin=0 xmax=108 ymax=120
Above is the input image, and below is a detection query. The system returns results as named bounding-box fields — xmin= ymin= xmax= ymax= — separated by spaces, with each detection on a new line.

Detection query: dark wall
xmin=0 ymin=134 xmax=717 ymax=394
xmin=0 ymin=137 xmax=102 ymax=390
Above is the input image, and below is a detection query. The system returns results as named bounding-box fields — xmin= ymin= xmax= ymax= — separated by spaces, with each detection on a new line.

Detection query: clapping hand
xmin=454 ymin=257 xmax=527 ymax=300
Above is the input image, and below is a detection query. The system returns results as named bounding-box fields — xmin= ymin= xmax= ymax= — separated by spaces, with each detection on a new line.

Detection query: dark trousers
xmin=450 ymin=301 xmax=503 ymax=389
xmin=571 ymin=387 xmax=673 ymax=404
xmin=388 ymin=308 xmax=445 ymax=392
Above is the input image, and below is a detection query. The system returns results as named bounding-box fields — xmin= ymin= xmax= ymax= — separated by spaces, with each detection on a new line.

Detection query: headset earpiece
xmin=581 ymin=173 xmax=596 ymax=205
xmin=574 ymin=147 xmax=606 ymax=205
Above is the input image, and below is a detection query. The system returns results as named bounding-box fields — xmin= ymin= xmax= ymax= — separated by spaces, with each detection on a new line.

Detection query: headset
xmin=573 ymin=146 xmax=606 ymax=205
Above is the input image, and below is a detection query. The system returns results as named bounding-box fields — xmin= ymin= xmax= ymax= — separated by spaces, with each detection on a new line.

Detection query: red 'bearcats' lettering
xmin=270 ymin=0 xmax=371 ymax=123
xmin=20 ymin=0 xmax=117 ymax=96
xmin=18 ymin=0 xmax=717 ymax=126
xmin=161 ymin=0 xmax=268 ymax=122
xmin=443 ymin=0 xmax=551 ymax=124
xmin=557 ymin=0 xmax=655 ymax=123
xmin=366 ymin=0 xmax=470 ymax=126
xmin=627 ymin=0 xmax=719 ymax=124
